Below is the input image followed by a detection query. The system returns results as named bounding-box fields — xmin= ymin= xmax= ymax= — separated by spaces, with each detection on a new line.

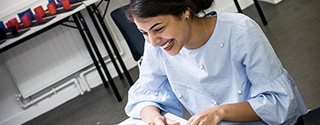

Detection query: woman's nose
xmin=148 ymin=33 xmax=160 ymax=47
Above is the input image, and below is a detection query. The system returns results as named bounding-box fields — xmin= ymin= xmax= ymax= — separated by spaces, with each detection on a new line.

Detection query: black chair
xmin=233 ymin=0 xmax=268 ymax=25
xmin=295 ymin=106 xmax=320 ymax=125
xmin=302 ymin=107 xmax=320 ymax=125
xmin=110 ymin=6 xmax=145 ymax=65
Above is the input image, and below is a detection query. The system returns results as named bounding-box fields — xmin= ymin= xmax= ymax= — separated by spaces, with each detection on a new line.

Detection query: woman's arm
xmin=219 ymin=101 xmax=261 ymax=122
xmin=187 ymin=101 xmax=261 ymax=125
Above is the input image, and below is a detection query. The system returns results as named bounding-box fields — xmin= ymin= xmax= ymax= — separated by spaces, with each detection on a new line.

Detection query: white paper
xmin=119 ymin=112 xmax=188 ymax=125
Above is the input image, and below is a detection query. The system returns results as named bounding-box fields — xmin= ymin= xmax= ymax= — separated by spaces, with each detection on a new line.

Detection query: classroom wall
xmin=0 ymin=0 xmax=136 ymax=124
xmin=0 ymin=0 xmax=281 ymax=124
xmin=0 ymin=54 xmax=23 ymax=124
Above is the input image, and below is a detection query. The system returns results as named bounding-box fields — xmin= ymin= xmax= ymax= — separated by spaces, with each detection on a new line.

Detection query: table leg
xmin=72 ymin=14 xmax=109 ymax=89
xmin=91 ymin=4 xmax=134 ymax=86
xmin=73 ymin=12 xmax=122 ymax=102
xmin=86 ymin=6 xmax=124 ymax=81
xmin=253 ymin=0 xmax=268 ymax=25
xmin=233 ymin=0 xmax=243 ymax=13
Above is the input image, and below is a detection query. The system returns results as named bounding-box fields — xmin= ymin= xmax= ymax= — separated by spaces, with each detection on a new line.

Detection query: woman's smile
xmin=160 ymin=39 xmax=174 ymax=51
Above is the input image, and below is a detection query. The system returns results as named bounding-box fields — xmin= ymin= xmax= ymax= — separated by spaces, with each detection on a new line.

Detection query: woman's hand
xmin=186 ymin=101 xmax=261 ymax=125
xmin=147 ymin=116 xmax=180 ymax=125
xmin=186 ymin=106 xmax=225 ymax=125
xmin=141 ymin=105 xmax=180 ymax=125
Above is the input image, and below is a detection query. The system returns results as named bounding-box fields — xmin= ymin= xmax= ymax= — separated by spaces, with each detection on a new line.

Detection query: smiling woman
xmin=134 ymin=14 xmax=200 ymax=56
xmin=130 ymin=6 xmax=216 ymax=55
xmin=124 ymin=0 xmax=307 ymax=125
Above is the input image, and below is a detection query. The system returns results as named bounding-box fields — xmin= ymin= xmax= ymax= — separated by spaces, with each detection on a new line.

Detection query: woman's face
xmin=134 ymin=14 xmax=190 ymax=56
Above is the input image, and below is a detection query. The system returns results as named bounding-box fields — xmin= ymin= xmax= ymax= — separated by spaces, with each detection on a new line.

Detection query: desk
xmin=0 ymin=2 xmax=85 ymax=52
xmin=0 ymin=0 xmax=131 ymax=102
xmin=119 ymin=112 xmax=188 ymax=125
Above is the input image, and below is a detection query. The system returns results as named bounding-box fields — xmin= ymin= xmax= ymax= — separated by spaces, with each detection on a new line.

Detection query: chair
xmin=233 ymin=0 xmax=268 ymax=25
xmin=110 ymin=6 xmax=145 ymax=67
xmin=294 ymin=106 xmax=320 ymax=125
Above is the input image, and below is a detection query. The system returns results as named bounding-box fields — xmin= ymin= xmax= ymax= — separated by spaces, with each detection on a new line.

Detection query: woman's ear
xmin=183 ymin=7 xmax=191 ymax=19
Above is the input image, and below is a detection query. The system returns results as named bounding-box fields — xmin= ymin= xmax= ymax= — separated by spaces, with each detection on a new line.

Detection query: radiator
xmin=2 ymin=11 xmax=112 ymax=98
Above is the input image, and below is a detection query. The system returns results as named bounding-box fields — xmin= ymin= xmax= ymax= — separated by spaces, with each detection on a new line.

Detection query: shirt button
xmin=178 ymin=94 xmax=182 ymax=99
xmin=238 ymin=90 xmax=242 ymax=95
xmin=200 ymin=65 xmax=204 ymax=70
xmin=213 ymin=102 xmax=217 ymax=106
xmin=220 ymin=43 xmax=224 ymax=48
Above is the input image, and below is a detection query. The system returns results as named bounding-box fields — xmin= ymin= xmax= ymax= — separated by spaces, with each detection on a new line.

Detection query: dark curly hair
xmin=126 ymin=0 xmax=214 ymax=21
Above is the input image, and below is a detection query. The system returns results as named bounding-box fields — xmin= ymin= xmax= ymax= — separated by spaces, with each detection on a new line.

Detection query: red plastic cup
xmin=62 ymin=0 xmax=72 ymax=10
xmin=7 ymin=18 xmax=20 ymax=30
xmin=34 ymin=6 xmax=46 ymax=17
xmin=35 ymin=13 xmax=46 ymax=23
xmin=24 ymin=13 xmax=32 ymax=21
xmin=21 ymin=16 xmax=32 ymax=28
xmin=49 ymin=0 xmax=57 ymax=8
xmin=47 ymin=3 xmax=57 ymax=15
xmin=6 ymin=22 xmax=11 ymax=27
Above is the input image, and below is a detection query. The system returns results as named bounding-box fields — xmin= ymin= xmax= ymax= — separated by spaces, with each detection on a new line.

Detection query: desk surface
xmin=119 ymin=113 xmax=188 ymax=125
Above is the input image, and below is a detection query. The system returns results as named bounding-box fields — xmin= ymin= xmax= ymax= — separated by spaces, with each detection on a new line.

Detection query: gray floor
xmin=24 ymin=0 xmax=320 ymax=124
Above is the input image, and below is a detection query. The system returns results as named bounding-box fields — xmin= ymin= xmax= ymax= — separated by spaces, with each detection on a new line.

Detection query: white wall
xmin=0 ymin=0 xmax=281 ymax=124
xmin=0 ymin=54 xmax=24 ymax=124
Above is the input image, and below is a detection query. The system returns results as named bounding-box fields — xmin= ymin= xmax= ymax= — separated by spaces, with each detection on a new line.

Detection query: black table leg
xmin=253 ymin=0 xmax=268 ymax=25
xmin=72 ymin=14 xmax=109 ymax=89
xmin=90 ymin=4 xmax=134 ymax=86
xmin=86 ymin=6 xmax=124 ymax=81
xmin=74 ymin=12 xmax=122 ymax=102
xmin=233 ymin=0 xmax=243 ymax=13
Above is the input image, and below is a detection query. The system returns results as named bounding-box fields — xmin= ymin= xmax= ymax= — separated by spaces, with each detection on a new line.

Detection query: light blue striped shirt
xmin=125 ymin=11 xmax=307 ymax=124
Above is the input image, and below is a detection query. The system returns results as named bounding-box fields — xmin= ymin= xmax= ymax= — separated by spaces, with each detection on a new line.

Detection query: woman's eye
xmin=155 ymin=27 xmax=164 ymax=32
xmin=141 ymin=32 xmax=148 ymax=35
